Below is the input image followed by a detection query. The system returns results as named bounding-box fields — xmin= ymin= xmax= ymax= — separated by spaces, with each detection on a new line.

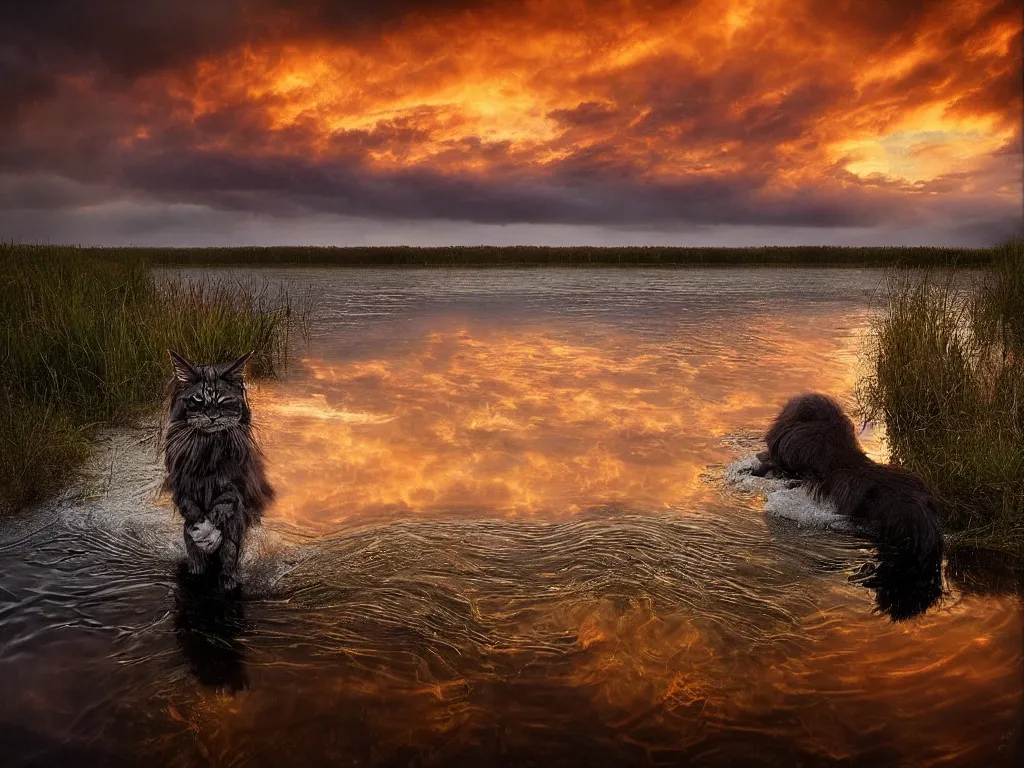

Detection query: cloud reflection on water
xmin=253 ymin=316 xmax=878 ymax=528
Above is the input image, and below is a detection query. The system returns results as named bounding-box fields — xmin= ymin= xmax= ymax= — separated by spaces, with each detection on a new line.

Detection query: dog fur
xmin=752 ymin=393 xmax=944 ymax=566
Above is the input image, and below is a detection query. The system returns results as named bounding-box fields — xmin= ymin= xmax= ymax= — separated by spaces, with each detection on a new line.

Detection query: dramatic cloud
xmin=0 ymin=0 xmax=1020 ymax=244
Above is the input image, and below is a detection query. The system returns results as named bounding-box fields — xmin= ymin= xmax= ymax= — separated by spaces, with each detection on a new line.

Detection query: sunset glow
xmin=0 ymin=0 xmax=1020 ymax=243
xmin=251 ymin=317 xmax=878 ymax=527
xmin=175 ymin=1 xmax=1018 ymax=182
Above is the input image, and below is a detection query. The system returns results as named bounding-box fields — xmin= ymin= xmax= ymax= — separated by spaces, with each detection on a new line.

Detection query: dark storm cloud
xmin=0 ymin=0 xmax=499 ymax=122
xmin=547 ymin=102 xmax=621 ymax=129
xmin=0 ymin=0 xmax=1019 ymax=243
xmin=9 ymin=0 xmax=983 ymax=84
xmin=267 ymin=0 xmax=519 ymax=33
xmin=0 ymin=0 xmax=504 ymax=75
xmin=0 ymin=173 xmax=121 ymax=211
xmin=100 ymin=144 xmax=894 ymax=228
xmin=0 ymin=2 xmax=245 ymax=112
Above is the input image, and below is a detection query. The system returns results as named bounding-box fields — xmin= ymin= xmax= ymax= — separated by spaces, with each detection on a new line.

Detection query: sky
xmin=1 ymin=0 xmax=1021 ymax=247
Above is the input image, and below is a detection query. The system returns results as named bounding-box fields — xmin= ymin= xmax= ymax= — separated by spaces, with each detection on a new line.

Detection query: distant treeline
xmin=7 ymin=243 xmax=998 ymax=267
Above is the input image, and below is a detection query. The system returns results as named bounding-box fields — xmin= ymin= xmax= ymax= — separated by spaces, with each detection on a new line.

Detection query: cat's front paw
xmin=187 ymin=519 xmax=223 ymax=554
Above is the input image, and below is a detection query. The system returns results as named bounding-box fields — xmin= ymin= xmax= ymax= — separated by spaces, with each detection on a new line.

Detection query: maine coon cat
xmin=163 ymin=350 xmax=275 ymax=592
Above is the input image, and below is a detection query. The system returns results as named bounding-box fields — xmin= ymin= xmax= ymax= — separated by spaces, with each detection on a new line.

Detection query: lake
xmin=1 ymin=268 xmax=1020 ymax=767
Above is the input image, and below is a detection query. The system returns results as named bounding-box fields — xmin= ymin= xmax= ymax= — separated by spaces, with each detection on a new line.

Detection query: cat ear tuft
xmin=168 ymin=350 xmax=198 ymax=383
xmin=222 ymin=350 xmax=254 ymax=379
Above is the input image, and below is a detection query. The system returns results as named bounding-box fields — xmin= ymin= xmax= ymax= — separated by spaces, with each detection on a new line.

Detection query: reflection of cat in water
xmin=173 ymin=562 xmax=249 ymax=692
xmin=752 ymin=393 xmax=944 ymax=568
xmin=162 ymin=350 xmax=275 ymax=593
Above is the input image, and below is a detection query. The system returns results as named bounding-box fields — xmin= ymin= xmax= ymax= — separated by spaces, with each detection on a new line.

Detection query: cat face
xmin=168 ymin=350 xmax=252 ymax=433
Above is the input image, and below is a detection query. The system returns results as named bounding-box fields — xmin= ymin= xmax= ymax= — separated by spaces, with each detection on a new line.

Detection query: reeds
xmin=859 ymin=238 xmax=1024 ymax=551
xmin=0 ymin=244 xmax=314 ymax=514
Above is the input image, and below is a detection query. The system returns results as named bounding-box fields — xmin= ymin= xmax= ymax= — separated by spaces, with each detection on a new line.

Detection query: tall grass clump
xmin=0 ymin=244 xmax=315 ymax=514
xmin=860 ymin=237 xmax=1024 ymax=551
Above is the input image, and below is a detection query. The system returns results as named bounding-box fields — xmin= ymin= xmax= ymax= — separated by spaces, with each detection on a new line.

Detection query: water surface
xmin=1 ymin=268 xmax=1020 ymax=767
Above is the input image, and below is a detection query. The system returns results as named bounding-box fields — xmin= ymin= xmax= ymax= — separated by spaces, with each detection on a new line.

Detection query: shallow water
xmin=1 ymin=268 xmax=1021 ymax=767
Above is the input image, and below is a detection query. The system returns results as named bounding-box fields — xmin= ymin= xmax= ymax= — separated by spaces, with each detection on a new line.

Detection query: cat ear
xmin=222 ymin=350 xmax=253 ymax=380
xmin=168 ymin=350 xmax=199 ymax=383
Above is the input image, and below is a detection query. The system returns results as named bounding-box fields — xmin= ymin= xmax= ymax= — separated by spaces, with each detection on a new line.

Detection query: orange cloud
xmin=1 ymin=0 xmax=1019 ymax=241
xmin=155 ymin=0 xmax=1019 ymax=192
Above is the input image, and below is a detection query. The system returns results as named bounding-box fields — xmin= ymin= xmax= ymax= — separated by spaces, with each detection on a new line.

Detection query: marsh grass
xmin=860 ymin=238 xmax=1024 ymax=551
xmin=8 ymin=243 xmax=995 ymax=267
xmin=0 ymin=244 xmax=315 ymax=514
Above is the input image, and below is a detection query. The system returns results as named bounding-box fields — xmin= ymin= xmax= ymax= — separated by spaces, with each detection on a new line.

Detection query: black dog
xmin=752 ymin=393 xmax=944 ymax=567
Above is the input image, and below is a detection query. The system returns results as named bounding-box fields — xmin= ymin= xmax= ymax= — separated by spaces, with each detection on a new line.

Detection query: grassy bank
xmin=0 ymin=244 xmax=313 ymax=515
xmin=860 ymin=238 xmax=1024 ymax=552
xmin=8 ymin=243 xmax=997 ymax=267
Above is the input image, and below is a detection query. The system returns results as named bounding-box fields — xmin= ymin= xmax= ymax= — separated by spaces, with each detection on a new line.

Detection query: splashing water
xmin=723 ymin=454 xmax=853 ymax=532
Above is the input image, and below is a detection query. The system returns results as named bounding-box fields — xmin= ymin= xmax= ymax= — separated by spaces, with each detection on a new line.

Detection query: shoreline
xmin=8 ymin=243 xmax=997 ymax=268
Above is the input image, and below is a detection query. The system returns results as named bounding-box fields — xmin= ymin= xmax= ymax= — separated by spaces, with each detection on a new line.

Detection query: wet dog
xmin=752 ymin=393 xmax=944 ymax=567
